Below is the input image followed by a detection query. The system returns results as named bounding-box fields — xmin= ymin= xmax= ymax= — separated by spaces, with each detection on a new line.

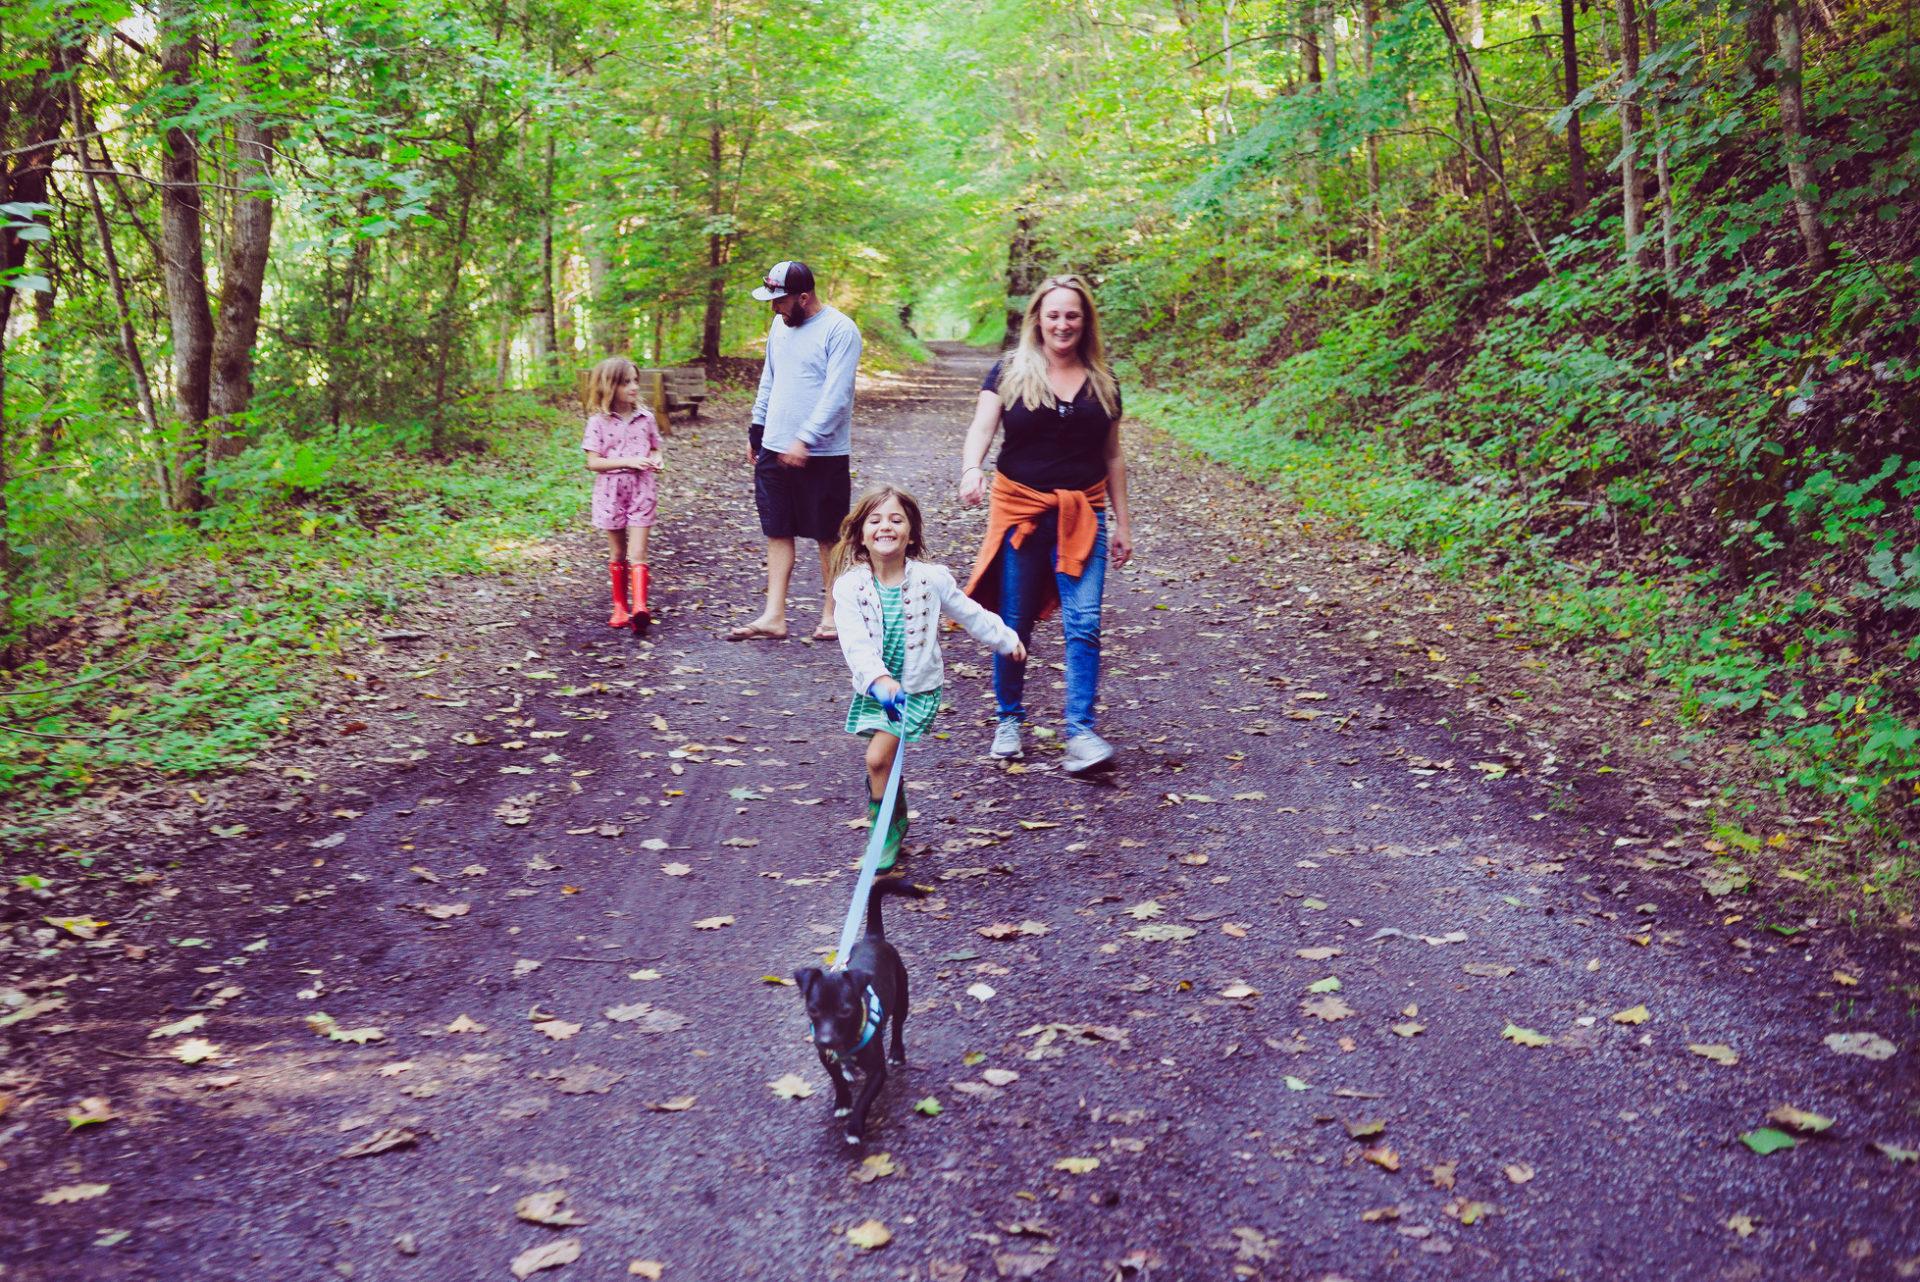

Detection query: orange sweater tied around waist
xmin=963 ymin=474 xmax=1107 ymax=621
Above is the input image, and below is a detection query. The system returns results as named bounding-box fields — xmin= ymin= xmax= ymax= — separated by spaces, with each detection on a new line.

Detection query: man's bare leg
xmin=728 ymin=536 xmax=794 ymax=640
xmin=812 ymin=541 xmax=838 ymax=638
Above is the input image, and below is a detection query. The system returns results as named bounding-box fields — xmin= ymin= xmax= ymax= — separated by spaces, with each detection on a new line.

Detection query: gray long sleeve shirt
xmin=751 ymin=305 xmax=861 ymax=456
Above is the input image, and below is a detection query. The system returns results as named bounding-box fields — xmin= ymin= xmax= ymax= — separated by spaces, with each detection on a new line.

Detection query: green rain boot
xmin=864 ymin=777 xmax=908 ymax=873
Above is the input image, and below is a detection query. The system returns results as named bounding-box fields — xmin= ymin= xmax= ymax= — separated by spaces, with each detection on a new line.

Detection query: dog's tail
xmin=866 ymin=877 xmax=929 ymax=940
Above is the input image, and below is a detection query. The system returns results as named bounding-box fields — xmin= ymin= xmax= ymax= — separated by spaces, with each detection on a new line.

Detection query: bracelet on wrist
xmin=961 ymin=465 xmax=983 ymax=477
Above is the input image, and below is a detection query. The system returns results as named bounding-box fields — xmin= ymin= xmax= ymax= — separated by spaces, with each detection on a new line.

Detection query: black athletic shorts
xmin=754 ymin=450 xmax=851 ymax=542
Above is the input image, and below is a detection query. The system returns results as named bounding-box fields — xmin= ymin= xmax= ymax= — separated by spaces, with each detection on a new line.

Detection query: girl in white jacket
xmin=833 ymin=486 xmax=1026 ymax=869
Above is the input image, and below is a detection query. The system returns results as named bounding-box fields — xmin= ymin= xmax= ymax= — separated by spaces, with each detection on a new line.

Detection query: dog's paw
xmin=834 ymin=1106 xmax=851 ymax=1118
xmin=887 ymin=1053 xmax=906 ymax=1067
xmin=842 ymin=1132 xmax=861 ymax=1147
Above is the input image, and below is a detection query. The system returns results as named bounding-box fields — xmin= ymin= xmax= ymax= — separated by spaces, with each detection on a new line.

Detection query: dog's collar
xmin=812 ymin=986 xmax=884 ymax=1062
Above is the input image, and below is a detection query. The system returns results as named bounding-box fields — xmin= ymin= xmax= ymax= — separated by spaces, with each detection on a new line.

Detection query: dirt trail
xmin=5 ymin=345 xmax=1915 ymax=1281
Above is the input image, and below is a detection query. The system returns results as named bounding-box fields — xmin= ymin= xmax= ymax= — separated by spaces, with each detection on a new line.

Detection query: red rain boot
xmin=607 ymin=562 xmax=632 ymax=628
xmin=630 ymin=563 xmax=651 ymax=625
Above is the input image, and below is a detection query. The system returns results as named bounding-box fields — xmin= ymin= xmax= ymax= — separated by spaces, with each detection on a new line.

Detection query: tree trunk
xmin=700 ymin=120 xmax=727 ymax=363
xmin=0 ymin=55 xmax=71 ymax=609
xmin=1005 ymin=204 xmax=1044 ymax=345
xmin=71 ymin=82 xmax=164 ymax=451
xmin=1773 ymin=1 xmax=1832 ymax=270
xmin=207 ymin=17 xmax=275 ymax=463
xmin=157 ymin=0 xmax=215 ymax=509
xmin=588 ymin=227 xmax=615 ymax=353
xmin=1615 ymin=0 xmax=1648 ymax=272
xmin=1644 ymin=0 xmax=1678 ymax=292
xmin=1363 ymin=0 xmax=1384 ymax=263
xmin=1467 ymin=0 xmax=1486 ymax=46
xmin=1561 ymin=0 xmax=1589 ymax=211
xmin=540 ymin=133 xmax=559 ymax=381
xmin=429 ymin=114 xmax=481 ymax=441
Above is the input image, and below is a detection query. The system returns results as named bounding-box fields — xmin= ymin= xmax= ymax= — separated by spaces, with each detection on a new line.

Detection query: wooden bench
xmin=636 ymin=366 xmax=708 ymax=423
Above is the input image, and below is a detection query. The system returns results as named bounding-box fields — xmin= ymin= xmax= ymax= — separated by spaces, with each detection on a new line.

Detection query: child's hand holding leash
xmin=867 ymin=677 xmax=907 ymax=722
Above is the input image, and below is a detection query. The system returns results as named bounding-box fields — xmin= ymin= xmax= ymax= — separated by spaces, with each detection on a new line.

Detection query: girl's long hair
xmin=832 ymin=485 xmax=927 ymax=575
xmin=994 ymin=274 xmax=1120 ymax=418
xmin=581 ymin=356 xmax=640 ymax=416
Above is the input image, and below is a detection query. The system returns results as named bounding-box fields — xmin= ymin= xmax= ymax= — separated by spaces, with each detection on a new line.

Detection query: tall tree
xmin=1771 ymin=0 xmax=1832 ymax=270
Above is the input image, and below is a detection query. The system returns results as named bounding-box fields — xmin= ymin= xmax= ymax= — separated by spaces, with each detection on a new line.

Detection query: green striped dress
xmin=844 ymin=582 xmax=942 ymax=742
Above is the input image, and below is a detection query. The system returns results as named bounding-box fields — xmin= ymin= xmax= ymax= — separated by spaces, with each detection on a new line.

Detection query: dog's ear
xmin=842 ymin=968 xmax=872 ymax=999
xmin=793 ymin=967 xmax=822 ymax=999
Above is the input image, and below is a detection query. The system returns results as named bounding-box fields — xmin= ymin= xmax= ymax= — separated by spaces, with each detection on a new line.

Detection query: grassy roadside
xmin=1133 ymin=389 xmax=1917 ymax=919
xmin=0 ymin=394 xmax=587 ymax=822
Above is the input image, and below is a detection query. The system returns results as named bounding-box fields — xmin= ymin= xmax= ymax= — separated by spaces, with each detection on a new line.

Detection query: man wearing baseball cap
xmin=728 ymin=260 xmax=863 ymax=642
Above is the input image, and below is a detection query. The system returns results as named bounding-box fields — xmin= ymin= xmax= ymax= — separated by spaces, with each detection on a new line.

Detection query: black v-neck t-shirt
xmin=983 ymin=359 xmax=1121 ymax=492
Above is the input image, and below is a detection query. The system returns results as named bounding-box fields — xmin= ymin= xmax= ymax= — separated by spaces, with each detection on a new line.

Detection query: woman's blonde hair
xmin=995 ymin=274 xmax=1120 ymax=419
xmin=581 ymin=356 xmax=641 ymax=415
xmin=833 ymin=485 xmax=927 ymax=573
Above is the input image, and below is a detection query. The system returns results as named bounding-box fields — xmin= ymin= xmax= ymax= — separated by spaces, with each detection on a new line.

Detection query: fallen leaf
xmin=416 ymin=903 xmax=470 ymax=920
xmin=982 ymin=1068 xmax=1020 ymax=1087
xmin=149 ymin=1014 xmax=206 ymax=1040
xmin=1218 ymin=982 xmax=1260 ymax=1000
xmin=1503 ymin=1162 xmax=1535 ymax=1184
xmin=1362 ymin=1144 xmax=1400 ymax=1171
xmin=1127 ymin=922 xmax=1195 ymax=942
xmin=692 ymin=916 xmax=734 ymax=931
xmin=64 ymin=1095 xmax=114 ymax=1130
xmin=307 ymin=1013 xmax=385 ymax=1044
xmin=1501 ymin=1023 xmax=1551 ymax=1048
xmin=846 ymin=1219 xmax=892 ymax=1250
xmin=1344 ymin=1118 xmax=1386 ymax=1139
xmin=1390 ymin=1022 xmax=1425 ymax=1038
xmin=1726 ymin=1214 xmax=1757 ymax=1238
xmin=511 ymin=1237 xmax=582 ymax=1278
xmin=966 ymin=982 xmax=997 ymax=1002
xmin=515 ymin=1190 xmax=585 ymax=1227
xmin=1871 ymin=1142 xmax=1918 ymax=1164
xmin=446 ymin=1014 xmax=488 ymax=1034
xmin=1610 ymin=1005 xmax=1651 ymax=1025
xmin=1431 ymin=1161 xmax=1457 ymax=1190
xmin=338 ymin=1127 xmax=416 ymax=1159
xmin=646 ymin=1095 xmax=697 ymax=1113
xmin=661 ymin=863 xmax=692 ymax=877
xmin=769 ymin=1074 xmax=815 ymax=1100
xmin=1306 ymin=976 xmax=1342 ymax=994
xmin=1689 ymin=1043 xmax=1739 ymax=1066
xmin=978 ymin=920 xmax=1049 ymax=940
xmin=604 ymin=1003 xmax=690 ymax=1032
xmin=37 ymin=1182 xmax=110 ymax=1205
xmin=1296 ymin=947 xmax=1342 ymax=961
xmin=1741 ymin=1128 xmax=1796 ymax=1155
xmin=629 ymin=1262 xmax=665 ymax=1279
xmin=1463 ymin=962 xmax=1515 ymax=978
xmin=1823 ymin=1031 xmax=1896 ymax=1060
xmin=1361 ymin=1205 xmax=1402 ymax=1223
xmin=850 ymin=1153 xmax=898 ymax=1183
xmin=1124 ymin=900 xmax=1164 ymax=921
xmin=1052 ymin=1156 xmax=1100 ymax=1174
xmin=546 ymin=1065 xmax=623 ymax=1095
xmin=174 ymin=1037 xmax=220 ymax=1064
xmin=1766 ymin=1105 xmax=1833 ymax=1133
xmin=914 ymin=1097 xmax=943 ymax=1116
xmin=1301 ymin=994 xmax=1355 ymax=1022
xmin=533 ymin=1020 xmax=581 ymax=1041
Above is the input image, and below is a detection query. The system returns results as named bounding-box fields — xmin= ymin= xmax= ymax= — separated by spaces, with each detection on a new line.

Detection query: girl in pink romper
xmin=581 ymin=357 xmax=664 ymax=627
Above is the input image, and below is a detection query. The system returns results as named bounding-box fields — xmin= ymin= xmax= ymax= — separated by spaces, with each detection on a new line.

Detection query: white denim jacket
xmin=833 ymin=560 xmax=1021 ymax=696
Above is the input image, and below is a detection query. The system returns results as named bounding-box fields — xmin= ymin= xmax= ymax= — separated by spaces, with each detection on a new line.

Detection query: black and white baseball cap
xmin=751 ymin=260 xmax=816 ymax=301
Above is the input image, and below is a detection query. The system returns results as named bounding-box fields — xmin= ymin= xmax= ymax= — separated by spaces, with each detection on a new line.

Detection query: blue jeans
xmin=993 ymin=510 xmax=1107 ymax=738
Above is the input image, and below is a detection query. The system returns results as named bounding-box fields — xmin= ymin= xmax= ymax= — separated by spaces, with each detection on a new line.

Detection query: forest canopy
xmin=3 ymin=0 xmax=1916 ymax=878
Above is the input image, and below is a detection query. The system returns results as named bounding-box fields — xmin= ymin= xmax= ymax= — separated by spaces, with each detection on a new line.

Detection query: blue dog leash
xmin=829 ymin=683 xmax=908 ymax=973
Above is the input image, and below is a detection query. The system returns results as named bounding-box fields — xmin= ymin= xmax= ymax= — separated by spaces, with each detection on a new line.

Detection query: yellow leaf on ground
xmin=1053 ymin=1156 xmax=1100 ymax=1174
xmin=1610 ymin=1005 xmax=1651 ymax=1025
xmin=692 ymin=916 xmax=734 ymax=930
xmin=510 ymin=1237 xmax=581 ymax=1279
xmin=1689 ymin=1043 xmax=1739 ymax=1066
xmin=846 ymin=1219 xmax=892 ymax=1250
xmin=37 ymin=1182 xmax=110 ymax=1205
xmin=768 ymin=1074 xmax=814 ymax=1100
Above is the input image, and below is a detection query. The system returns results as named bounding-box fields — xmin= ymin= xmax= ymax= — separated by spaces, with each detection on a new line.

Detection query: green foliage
xmin=0 ymin=400 xmax=582 ymax=798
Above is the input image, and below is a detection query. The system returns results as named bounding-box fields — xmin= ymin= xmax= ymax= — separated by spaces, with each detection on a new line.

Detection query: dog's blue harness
xmin=811 ymin=985 xmax=884 ymax=1064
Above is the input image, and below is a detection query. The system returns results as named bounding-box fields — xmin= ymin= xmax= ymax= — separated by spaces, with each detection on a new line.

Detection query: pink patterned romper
xmin=582 ymin=408 xmax=661 ymax=530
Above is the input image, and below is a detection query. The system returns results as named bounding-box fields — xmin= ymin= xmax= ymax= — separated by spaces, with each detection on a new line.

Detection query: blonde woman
xmin=958 ymin=275 xmax=1133 ymax=774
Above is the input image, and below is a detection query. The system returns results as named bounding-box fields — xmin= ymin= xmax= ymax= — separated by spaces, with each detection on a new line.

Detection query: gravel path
xmin=5 ymin=345 xmax=1915 ymax=1281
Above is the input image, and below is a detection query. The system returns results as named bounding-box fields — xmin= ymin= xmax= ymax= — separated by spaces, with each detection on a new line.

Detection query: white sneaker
xmin=1062 ymin=732 xmax=1115 ymax=774
xmin=990 ymin=719 xmax=1024 ymax=759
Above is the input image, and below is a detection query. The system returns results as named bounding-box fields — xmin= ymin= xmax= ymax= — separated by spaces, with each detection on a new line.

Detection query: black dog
xmin=794 ymin=878 xmax=928 ymax=1146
